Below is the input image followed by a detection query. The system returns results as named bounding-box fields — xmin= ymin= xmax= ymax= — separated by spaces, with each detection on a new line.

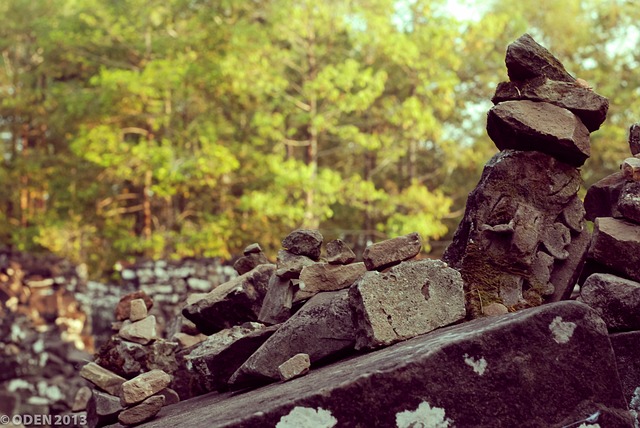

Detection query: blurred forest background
xmin=0 ymin=0 xmax=637 ymax=279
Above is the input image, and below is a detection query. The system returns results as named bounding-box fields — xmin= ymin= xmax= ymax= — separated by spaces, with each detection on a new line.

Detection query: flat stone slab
xmin=299 ymin=262 xmax=366 ymax=293
xmin=362 ymin=232 xmax=421 ymax=271
xmin=128 ymin=301 xmax=633 ymax=428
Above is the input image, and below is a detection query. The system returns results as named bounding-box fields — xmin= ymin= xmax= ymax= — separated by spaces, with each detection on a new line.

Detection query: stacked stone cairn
xmin=79 ymin=295 xmax=179 ymax=427
xmin=443 ymin=33 xmax=609 ymax=318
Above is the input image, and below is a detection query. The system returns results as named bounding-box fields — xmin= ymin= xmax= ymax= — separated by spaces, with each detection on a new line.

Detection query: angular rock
xmin=132 ymin=302 xmax=634 ymax=428
xmin=492 ymin=77 xmax=608 ymax=132
xmin=173 ymin=332 xmax=207 ymax=349
xmin=118 ymin=395 xmax=164 ymax=426
xmin=258 ymin=275 xmax=295 ymax=325
xmin=505 ymin=33 xmax=575 ymax=83
xmin=115 ymin=291 xmax=153 ymax=322
xmin=487 ymin=100 xmax=590 ymax=167
xmin=80 ymin=362 xmax=126 ymax=396
xmin=275 ymin=250 xmax=315 ymax=280
xmin=299 ymin=262 xmax=365 ymax=293
xmin=278 ymin=353 xmax=310 ymax=381
xmin=182 ymin=264 xmax=275 ymax=335
xmin=610 ymin=331 xmax=640 ymax=419
xmin=94 ymin=337 xmax=179 ymax=379
xmin=281 ymin=229 xmax=323 ymax=260
xmin=617 ymin=181 xmax=640 ymax=224
xmin=229 ymin=290 xmax=356 ymax=388
xmin=72 ymin=385 xmax=93 ymax=412
xmin=444 ymin=150 xmax=590 ymax=317
xmin=186 ymin=323 xmax=278 ymax=393
xmin=579 ymin=273 xmax=640 ymax=331
xmin=588 ymin=217 xmax=640 ymax=283
xmin=622 ymin=157 xmax=640 ymax=181
xmin=362 ymin=232 xmax=421 ymax=271
xmin=243 ymin=243 xmax=263 ymax=255
xmin=129 ymin=299 xmax=148 ymax=322
xmin=630 ymin=123 xmax=640 ymax=156
xmin=584 ymin=172 xmax=625 ymax=221
xmin=120 ymin=369 xmax=171 ymax=406
xmin=350 ymin=259 xmax=465 ymax=350
xmin=233 ymin=252 xmax=269 ymax=276
xmin=119 ymin=315 xmax=157 ymax=345
xmin=86 ymin=389 xmax=124 ymax=428
xmin=325 ymin=239 xmax=356 ymax=265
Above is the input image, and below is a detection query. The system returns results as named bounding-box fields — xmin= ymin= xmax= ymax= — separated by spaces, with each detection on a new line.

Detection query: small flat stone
xmin=79 ymin=362 xmax=126 ymax=396
xmin=243 ymin=243 xmax=263 ymax=255
xmin=578 ymin=273 xmax=640 ymax=331
xmin=120 ymin=369 xmax=171 ymax=406
xmin=299 ymin=262 xmax=365 ymax=294
xmin=505 ymin=33 xmax=575 ymax=82
xmin=129 ymin=298 xmax=148 ymax=322
xmin=173 ymin=332 xmax=207 ymax=348
xmin=233 ymin=252 xmax=270 ymax=275
xmin=115 ymin=291 xmax=153 ymax=322
xmin=326 ymin=239 xmax=356 ymax=265
xmin=275 ymin=250 xmax=316 ymax=280
xmin=482 ymin=303 xmax=509 ymax=317
xmin=278 ymin=353 xmax=311 ymax=381
xmin=362 ymin=232 xmax=422 ymax=271
xmin=118 ymin=395 xmax=164 ymax=426
xmin=119 ymin=315 xmax=157 ymax=345
xmin=282 ymin=229 xmax=323 ymax=260
xmin=622 ymin=157 xmax=640 ymax=181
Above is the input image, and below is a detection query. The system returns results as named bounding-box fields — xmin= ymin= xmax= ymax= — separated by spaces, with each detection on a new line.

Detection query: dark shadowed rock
xmin=281 ymin=229 xmax=323 ymax=260
xmin=258 ymin=275 xmax=295 ymax=325
xmin=86 ymin=390 xmax=123 ymax=428
xmin=325 ymin=239 xmax=356 ymax=265
xmin=118 ymin=395 xmax=164 ymax=426
xmin=228 ymin=290 xmax=356 ymax=389
xmin=362 ymin=232 xmax=421 ymax=271
xmin=349 ymin=259 xmax=465 ymax=349
xmin=584 ymin=172 xmax=625 ymax=221
xmin=505 ymin=33 xmax=575 ymax=83
xmin=622 ymin=157 xmax=640 ymax=181
xmin=182 ymin=264 xmax=275 ymax=335
xmin=443 ymin=150 xmax=590 ymax=317
xmin=610 ymin=330 xmax=640 ymax=424
xmin=115 ymin=291 xmax=153 ymax=322
xmin=617 ymin=181 xmax=640 ymax=224
xmin=275 ymin=250 xmax=315 ymax=280
xmin=487 ymin=100 xmax=590 ymax=167
xmin=492 ymin=77 xmax=608 ymax=132
xmin=579 ymin=273 xmax=640 ymax=331
xmin=131 ymin=302 xmax=634 ymax=428
xmin=233 ymin=252 xmax=269 ymax=276
xmin=629 ymin=123 xmax=640 ymax=156
xmin=94 ymin=337 xmax=179 ymax=380
xmin=243 ymin=243 xmax=263 ymax=255
xmin=588 ymin=217 xmax=640 ymax=283
xmin=299 ymin=262 xmax=366 ymax=293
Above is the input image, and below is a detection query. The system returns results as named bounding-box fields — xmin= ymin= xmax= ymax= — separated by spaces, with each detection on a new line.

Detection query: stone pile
xmin=444 ymin=33 xmax=609 ymax=318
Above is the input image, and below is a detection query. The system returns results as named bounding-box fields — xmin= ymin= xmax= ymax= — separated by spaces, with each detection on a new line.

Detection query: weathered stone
xmin=362 ymin=232 xmax=421 ymax=271
xmin=579 ymin=273 xmax=640 ymax=331
xmin=186 ymin=323 xmax=278 ymax=393
xmin=80 ymin=362 xmax=127 ymax=396
xmin=119 ymin=315 xmax=157 ymax=345
xmin=278 ymin=353 xmax=310 ymax=381
xmin=182 ymin=264 xmax=275 ymax=335
xmin=299 ymin=262 xmax=365 ymax=293
xmin=118 ymin=395 xmax=164 ymax=426
xmin=444 ymin=150 xmax=590 ymax=317
xmin=610 ymin=330 xmax=640 ymax=425
xmin=281 ymin=229 xmax=323 ymax=260
xmin=350 ymin=259 xmax=465 ymax=350
xmin=505 ymin=33 xmax=575 ymax=83
xmin=72 ymin=385 xmax=93 ymax=412
xmin=588 ymin=217 xmax=640 ymax=283
xmin=173 ymin=332 xmax=207 ymax=349
xmin=617 ymin=181 xmax=640 ymax=224
xmin=94 ymin=337 xmax=179 ymax=379
xmin=86 ymin=389 xmax=123 ymax=428
xmin=622 ymin=157 xmax=640 ymax=181
xmin=156 ymin=388 xmax=180 ymax=406
xmin=243 ymin=243 xmax=263 ymax=255
xmin=492 ymin=77 xmax=608 ymax=132
xmin=233 ymin=252 xmax=269 ymax=276
xmin=129 ymin=298 xmax=148 ymax=322
xmin=130 ymin=302 xmax=634 ymax=428
xmin=584 ymin=172 xmax=625 ymax=221
xmin=325 ymin=239 xmax=356 ymax=265
xmin=120 ymin=369 xmax=171 ymax=406
xmin=258 ymin=275 xmax=295 ymax=325
xmin=630 ymin=123 xmax=640 ymax=156
xmin=482 ymin=302 xmax=509 ymax=317
xmin=275 ymin=250 xmax=315 ymax=280
xmin=229 ymin=290 xmax=356 ymax=388
xmin=487 ymin=100 xmax=590 ymax=167
xmin=115 ymin=292 xmax=153 ymax=322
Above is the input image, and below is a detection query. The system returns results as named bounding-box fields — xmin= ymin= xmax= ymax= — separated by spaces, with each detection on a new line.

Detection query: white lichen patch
xmin=549 ymin=316 xmax=577 ymax=344
xmin=629 ymin=387 xmax=640 ymax=428
xmin=396 ymin=401 xmax=453 ymax=428
xmin=276 ymin=407 xmax=337 ymax=428
xmin=463 ymin=353 xmax=488 ymax=376
xmin=577 ymin=424 xmax=601 ymax=428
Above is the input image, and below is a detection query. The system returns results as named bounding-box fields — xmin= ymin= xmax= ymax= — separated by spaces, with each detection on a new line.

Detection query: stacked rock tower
xmin=443 ymin=34 xmax=609 ymax=318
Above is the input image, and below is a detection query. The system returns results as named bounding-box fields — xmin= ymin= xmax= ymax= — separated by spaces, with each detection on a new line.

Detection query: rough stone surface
xmin=258 ymin=275 xmax=295 ymax=325
xmin=120 ymin=370 xmax=171 ymax=406
xmin=362 ymin=232 xmax=421 ymax=271
xmin=610 ymin=330 xmax=640 ymax=424
xmin=505 ymin=33 xmax=575 ymax=83
xmin=173 ymin=332 xmax=207 ymax=349
xmin=325 ymin=239 xmax=356 ymax=265
xmin=119 ymin=315 xmax=157 ymax=345
xmin=80 ymin=362 xmax=127 ymax=396
xmin=281 ymin=229 xmax=323 ymax=260
xmin=275 ymin=250 xmax=315 ymax=280
xmin=630 ymin=123 xmax=640 ymax=156
xmin=622 ymin=157 xmax=640 ymax=181
xmin=129 ymin=298 xmax=148 ymax=322
xmin=350 ymin=259 xmax=465 ymax=350
xmin=482 ymin=302 xmax=509 ymax=317
xmin=72 ymin=385 xmax=93 ymax=412
xmin=588 ymin=217 xmax=640 ymax=283
xmin=579 ymin=273 xmax=640 ymax=331
xmin=182 ymin=264 xmax=275 ymax=335
xmin=243 ymin=243 xmax=263 ymax=255
xmin=487 ymin=100 xmax=590 ymax=167
xmin=115 ymin=292 xmax=153 ymax=322
xmin=185 ymin=323 xmax=277 ymax=393
xmin=299 ymin=262 xmax=366 ymax=293
xmin=156 ymin=388 xmax=180 ymax=406
xmin=444 ymin=150 xmax=590 ymax=317
xmin=278 ymin=353 xmax=310 ymax=381
xmin=118 ymin=395 xmax=164 ymax=426
xmin=492 ymin=77 xmax=609 ymax=132
xmin=233 ymin=252 xmax=269 ymax=276
xmin=130 ymin=302 xmax=633 ymax=428
xmin=584 ymin=172 xmax=625 ymax=221
xmin=86 ymin=389 xmax=124 ymax=428
xmin=617 ymin=181 xmax=640 ymax=224
xmin=94 ymin=337 xmax=179 ymax=380
xmin=229 ymin=290 xmax=356 ymax=388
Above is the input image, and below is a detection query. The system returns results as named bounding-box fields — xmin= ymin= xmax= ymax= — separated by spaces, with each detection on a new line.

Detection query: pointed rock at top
xmin=505 ymin=34 xmax=575 ymax=83
xmin=282 ymin=229 xmax=323 ymax=260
